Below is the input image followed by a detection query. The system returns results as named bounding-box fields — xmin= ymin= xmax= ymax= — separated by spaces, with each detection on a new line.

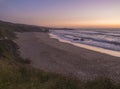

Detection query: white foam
xmin=49 ymin=33 xmax=120 ymax=57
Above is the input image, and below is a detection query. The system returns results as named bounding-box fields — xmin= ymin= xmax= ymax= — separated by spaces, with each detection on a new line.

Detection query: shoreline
xmin=15 ymin=32 xmax=120 ymax=82
xmin=49 ymin=33 xmax=120 ymax=57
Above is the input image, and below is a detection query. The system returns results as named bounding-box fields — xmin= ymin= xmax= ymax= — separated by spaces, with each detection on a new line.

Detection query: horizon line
xmin=1 ymin=19 xmax=120 ymax=29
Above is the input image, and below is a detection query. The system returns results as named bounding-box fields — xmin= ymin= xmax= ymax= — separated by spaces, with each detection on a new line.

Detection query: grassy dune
xmin=0 ymin=21 xmax=120 ymax=89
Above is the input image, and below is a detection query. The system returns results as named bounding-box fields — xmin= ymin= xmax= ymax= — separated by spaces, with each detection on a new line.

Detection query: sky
xmin=0 ymin=0 xmax=120 ymax=28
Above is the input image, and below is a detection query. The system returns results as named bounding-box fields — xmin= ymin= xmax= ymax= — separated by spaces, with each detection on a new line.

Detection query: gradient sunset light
xmin=0 ymin=0 xmax=120 ymax=28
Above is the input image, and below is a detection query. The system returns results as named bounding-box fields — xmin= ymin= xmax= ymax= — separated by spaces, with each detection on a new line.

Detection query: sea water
xmin=49 ymin=29 xmax=120 ymax=57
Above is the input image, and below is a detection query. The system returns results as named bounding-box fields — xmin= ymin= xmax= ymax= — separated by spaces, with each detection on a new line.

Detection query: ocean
xmin=49 ymin=29 xmax=120 ymax=57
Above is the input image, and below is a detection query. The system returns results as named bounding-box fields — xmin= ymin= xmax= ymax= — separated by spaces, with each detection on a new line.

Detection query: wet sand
xmin=15 ymin=32 xmax=120 ymax=81
xmin=49 ymin=33 xmax=120 ymax=57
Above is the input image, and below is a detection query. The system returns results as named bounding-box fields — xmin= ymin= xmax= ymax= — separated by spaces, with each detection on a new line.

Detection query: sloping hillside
xmin=0 ymin=20 xmax=49 ymax=32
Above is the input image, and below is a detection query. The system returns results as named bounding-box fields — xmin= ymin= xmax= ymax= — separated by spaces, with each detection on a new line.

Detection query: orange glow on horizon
xmin=44 ymin=22 xmax=120 ymax=28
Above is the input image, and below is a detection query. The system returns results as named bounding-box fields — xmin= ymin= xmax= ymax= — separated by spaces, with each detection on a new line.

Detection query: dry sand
xmin=15 ymin=32 xmax=120 ymax=81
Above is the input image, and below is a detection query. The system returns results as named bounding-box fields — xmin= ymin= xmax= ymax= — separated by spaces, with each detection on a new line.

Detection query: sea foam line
xmin=49 ymin=33 xmax=120 ymax=58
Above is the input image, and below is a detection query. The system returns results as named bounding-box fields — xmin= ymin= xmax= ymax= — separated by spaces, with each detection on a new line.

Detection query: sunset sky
xmin=0 ymin=0 xmax=120 ymax=28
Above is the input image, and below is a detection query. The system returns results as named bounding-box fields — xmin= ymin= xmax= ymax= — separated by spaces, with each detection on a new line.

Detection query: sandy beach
xmin=15 ymin=32 xmax=120 ymax=81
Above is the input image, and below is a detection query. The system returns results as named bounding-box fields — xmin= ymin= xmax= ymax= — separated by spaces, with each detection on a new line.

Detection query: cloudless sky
xmin=0 ymin=0 xmax=120 ymax=28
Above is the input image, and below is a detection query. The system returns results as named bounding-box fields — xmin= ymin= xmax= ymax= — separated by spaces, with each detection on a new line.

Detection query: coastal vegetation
xmin=0 ymin=20 xmax=120 ymax=89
